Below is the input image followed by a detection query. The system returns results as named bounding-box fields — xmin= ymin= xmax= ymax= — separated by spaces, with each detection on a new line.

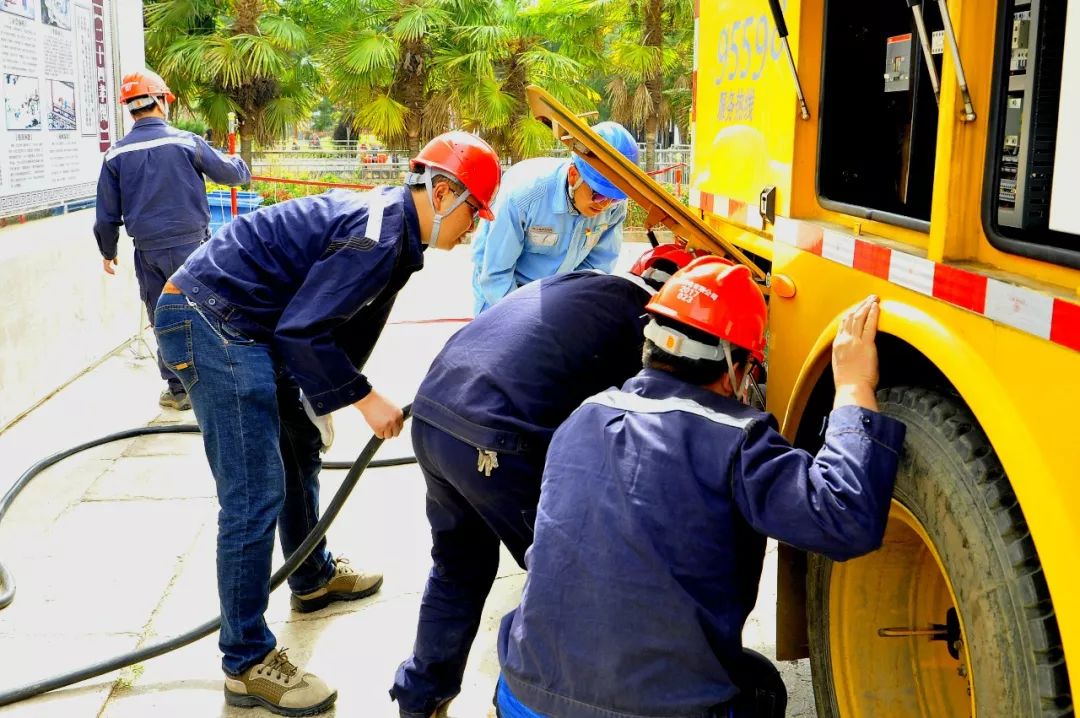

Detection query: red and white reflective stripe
xmin=690 ymin=189 xmax=766 ymax=231
xmin=761 ymin=216 xmax=1080 ymax=353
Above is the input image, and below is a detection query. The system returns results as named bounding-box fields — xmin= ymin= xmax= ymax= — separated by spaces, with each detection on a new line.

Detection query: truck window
xmin=817 ymin=0 xmax=943 ymax=230
xmin=983 ymin=0 xmax=1080 ymax=269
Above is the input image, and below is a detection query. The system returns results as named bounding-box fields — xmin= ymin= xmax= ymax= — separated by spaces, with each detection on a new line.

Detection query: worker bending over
xmin=154 ymin=133 xmax=501 ymax=717
xmin=471 ymin=121 xmax=638 ymax=314
xmin=392 ymin=245 xmax=702 ymax=718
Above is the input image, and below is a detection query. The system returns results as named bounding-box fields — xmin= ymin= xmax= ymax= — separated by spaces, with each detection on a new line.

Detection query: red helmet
xmin=646 ymin=257 xmax=767 ymax=361
xmin=411 ymin=132 xmax=501 ymax=221
xmin=629 ymin=244 xmax=707 ymax=285
xmin=119 ymin=70 xmax=175 ymax=105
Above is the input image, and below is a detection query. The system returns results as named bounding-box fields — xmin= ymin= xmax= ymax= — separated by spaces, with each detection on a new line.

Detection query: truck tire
xmin=807 ymin=386 xmax=1072 ymax=717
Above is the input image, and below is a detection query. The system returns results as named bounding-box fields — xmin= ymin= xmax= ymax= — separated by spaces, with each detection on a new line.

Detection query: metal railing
xmin=251 ymin=144 xmax=693 ymax=179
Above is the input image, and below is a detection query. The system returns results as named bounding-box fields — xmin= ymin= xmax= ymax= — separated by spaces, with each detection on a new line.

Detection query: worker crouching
xmin=496 ymin=258 xmax=907 ymax=718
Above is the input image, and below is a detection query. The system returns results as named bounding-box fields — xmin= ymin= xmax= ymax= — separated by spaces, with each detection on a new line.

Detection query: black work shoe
xmin=290 ymin=557 xmax=383 ymax=613
xmin=159 ymin=388 xmax=192 ymax=410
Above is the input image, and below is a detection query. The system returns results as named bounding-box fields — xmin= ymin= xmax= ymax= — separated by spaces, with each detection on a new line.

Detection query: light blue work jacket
xmin=470 ymin=157 xmax=627 ymax=314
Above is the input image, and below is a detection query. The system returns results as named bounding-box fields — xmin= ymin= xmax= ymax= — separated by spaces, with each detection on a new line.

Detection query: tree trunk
xmin=240 ymin=133 xmax=255 ymax=179
xmin=643 ymin=0 xmax=663 ymax=172
xmin=398 ymin=38 xmax=427 ymax=155
xmin=503 ymin=50 xmax=529 ymax=162
xmin=233 ymin=0 xmax=264 ymax=35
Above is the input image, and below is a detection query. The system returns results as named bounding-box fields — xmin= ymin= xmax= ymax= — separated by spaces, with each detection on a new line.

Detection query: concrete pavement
xmin=0 ymin=243 xmax=814 ymax=717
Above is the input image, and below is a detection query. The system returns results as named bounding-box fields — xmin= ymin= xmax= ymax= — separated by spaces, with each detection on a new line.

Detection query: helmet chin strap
xmin=567 ymin=163 xmax=587 ymax=212
xmin=569 ymin=170 xmax=585 ymax=193
xmin=722 ymin=342 xmax=746 ymax=404
xmin=407 ymin=167 xmax=470 ymax=249
xmin=154 ymin=95 xmax=170 ymax=121
xmin=723 ymin=342 xmax=764 ymax=407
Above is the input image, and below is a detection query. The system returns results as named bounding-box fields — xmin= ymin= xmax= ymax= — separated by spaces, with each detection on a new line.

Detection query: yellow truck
xmin=529 ymin=0 xmax=1080 ymax=714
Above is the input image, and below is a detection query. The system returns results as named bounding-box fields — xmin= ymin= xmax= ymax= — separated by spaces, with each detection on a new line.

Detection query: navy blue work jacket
xmin=413 ymin=270 xmax=654 ymax=456
xmin=171 ymin=186 xmax=424 ymax=415
xmin=94 ymin=117 xmax=250 ymax=257
xmin=499 ymin=369 xmax=907 ymax=718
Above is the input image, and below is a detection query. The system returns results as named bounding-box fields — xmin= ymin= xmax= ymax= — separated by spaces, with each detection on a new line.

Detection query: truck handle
xmin=906 ymin=0 xmax=942 ymax=104
xmin=767 ymin=0 xmax=811 ymax=120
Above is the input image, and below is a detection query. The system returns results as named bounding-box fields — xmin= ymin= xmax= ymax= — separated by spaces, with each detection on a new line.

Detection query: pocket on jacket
xmin=156 ymin=320 xmax=199 ymax=391
xmin=525 ymin=228 xmax=560 ymax=255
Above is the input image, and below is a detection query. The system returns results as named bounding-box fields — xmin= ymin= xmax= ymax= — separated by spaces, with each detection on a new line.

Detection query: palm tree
xmin=442 ymin=0 xmax=607 ymax=162
xmin=317 ymin=0 xmax=456 ymax=154
xmin=603 ymin=0 xmax=693 ymax=171
xmin=145 ymin=0 xmax=320 ymax=169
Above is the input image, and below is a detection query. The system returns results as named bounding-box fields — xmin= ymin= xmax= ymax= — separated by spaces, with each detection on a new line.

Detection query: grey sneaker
xmin=159 ymin=388 xmax=192 ymax=411
xmin=291 ymin=556 xmax=383 ymax=613
xmin=224 ymin=648 xmax=336 ymax=716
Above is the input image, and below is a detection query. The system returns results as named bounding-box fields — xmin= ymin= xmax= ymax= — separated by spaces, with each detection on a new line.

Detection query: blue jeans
xmin=154 ymin=292 xmax=335 ymax=674
xmin=391 ymin=419 xmax=544 ymax=717
xmin=134 ymin=242 xmax=202 ymax=394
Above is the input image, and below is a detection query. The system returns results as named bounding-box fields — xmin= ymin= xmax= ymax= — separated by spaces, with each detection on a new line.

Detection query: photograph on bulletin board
xmin=1 ymin=0 xmax=36 ymax=20
xmin=4 ymin=74 xmax=42 ymax=131
xmin=40 ymin=0 xmax=70 ymax=30
xmin=48 ymin=79 xmax=75 ymax=130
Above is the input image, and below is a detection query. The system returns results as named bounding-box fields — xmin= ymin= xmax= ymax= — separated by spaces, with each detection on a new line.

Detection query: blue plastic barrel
xmin=207 ymin=190 xmax=263 ymax=236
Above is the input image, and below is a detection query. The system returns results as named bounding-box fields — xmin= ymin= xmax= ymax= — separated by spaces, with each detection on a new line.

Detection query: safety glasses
xmin=588 ymin=188 xmax=619 ymax=206
xmin=461 ymin=196 xmax=483 ymax=227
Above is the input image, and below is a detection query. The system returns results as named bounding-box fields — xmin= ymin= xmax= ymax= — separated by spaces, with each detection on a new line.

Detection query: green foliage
xmin=625 ymin=181 xmax=689 ymax=228
xmin=147 ymin=0 xmax=695 ymax=156
xmin=172 ymin=116 xmax=208 ymax=136
xmin=145 ymin=0 xmax=320 ymax=150
xmin=310 ymin=97 xmax=336 ymax=132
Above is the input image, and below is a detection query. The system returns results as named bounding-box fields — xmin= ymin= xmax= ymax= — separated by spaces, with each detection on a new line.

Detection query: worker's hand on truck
xmin=832 ymin=295 xmax=881 ymax=412
xmin=354 ymin=389 xmax=405 ymax=439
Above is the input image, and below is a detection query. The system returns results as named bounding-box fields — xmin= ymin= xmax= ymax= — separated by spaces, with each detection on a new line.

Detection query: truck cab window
xmin=817 ymin=0 xmax=943 ymax=229
xmin=983 ymin=0 xmax=1079 ymax=268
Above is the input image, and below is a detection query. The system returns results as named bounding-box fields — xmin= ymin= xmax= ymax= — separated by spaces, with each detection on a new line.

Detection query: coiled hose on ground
xmin=0 ymin=406 xmax=415 ymax=707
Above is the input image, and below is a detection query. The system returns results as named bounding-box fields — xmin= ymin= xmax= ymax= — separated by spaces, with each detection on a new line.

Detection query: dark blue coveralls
xmin=391 ymin=270 xmax=659 ymax=718
xmin=157 ymin=187 xmax=425 ymax=674
xmin=94 ymin=116 xmax=249 ymax=395
xmin=497 ymin=369 xmax=907 ymax=718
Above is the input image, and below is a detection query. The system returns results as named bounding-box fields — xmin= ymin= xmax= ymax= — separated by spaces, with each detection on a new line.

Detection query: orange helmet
xmin=629 ymin=244 xmax=707 ymax=285
xmin=411 ymin=132 xmax=501 ymax=221
xmin=119 ymin=70 xmax=175 ymax=107
xmin=645 ymin=257 xmax=767 ymax=362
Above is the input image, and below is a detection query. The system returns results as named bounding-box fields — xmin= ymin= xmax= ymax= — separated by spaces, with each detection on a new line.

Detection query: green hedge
xmin=211 ymin=174 xmax=690 ymax=226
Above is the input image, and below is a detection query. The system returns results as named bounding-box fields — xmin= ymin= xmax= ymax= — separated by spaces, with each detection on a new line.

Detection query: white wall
xmin=0 ymin=210 xmax=142 ymax=430
xmin=0 ymin=0 xmax=147 ymax=431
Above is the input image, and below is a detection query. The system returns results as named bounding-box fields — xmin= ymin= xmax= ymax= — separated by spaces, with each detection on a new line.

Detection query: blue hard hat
xmin=572 ymin=121 xmax=638 ymax=201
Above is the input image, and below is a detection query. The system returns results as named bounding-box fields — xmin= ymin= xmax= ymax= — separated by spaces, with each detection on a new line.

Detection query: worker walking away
xmin=390 ymin=244 xmax=702 ymax=718
xmin=496 ymin=258 xmax=907 ymax=718
xmin=94 ymin=69 xmax=250 ymax=411
xmin=154 ymin=132 xmax=501 ymax=717
xmin=471 ymin=121 xmax=638 ymax=315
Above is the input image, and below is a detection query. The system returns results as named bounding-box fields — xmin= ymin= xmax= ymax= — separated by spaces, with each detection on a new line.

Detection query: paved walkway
xmin=0 ymin=244 xmax=813 ymax=717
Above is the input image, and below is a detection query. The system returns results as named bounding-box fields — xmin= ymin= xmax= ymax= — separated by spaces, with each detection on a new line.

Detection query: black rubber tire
xmin=807 ymin=387 xmax=1072 ymax=717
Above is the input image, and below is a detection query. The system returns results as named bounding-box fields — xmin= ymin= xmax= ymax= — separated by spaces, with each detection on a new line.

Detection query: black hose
xmin=0 ymin=406 xmax=414 ymax=706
